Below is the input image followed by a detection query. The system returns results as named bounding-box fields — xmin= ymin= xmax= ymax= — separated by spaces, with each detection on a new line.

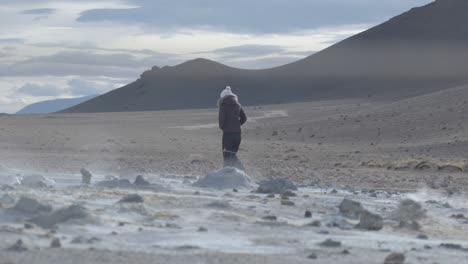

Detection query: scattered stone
xmin=305 ymin=210 xmax=312 ymax=218
xmin=13 ymin=197 xmax=52 ymax=214
xmin=262 ymin=215 xmax=277 ymax=221
xmin=80 ymin=168 xmax=92 ymax=185
xmin=282 ymin=190 xmax=297 ymax=197
xmin=415 ymin=234 xmax=428 ymax=240
xmin=342 ymin=249 xmax=350 ymax=255
xmin=206 ymin=200 xmax=231 ymax=209
xmin=233 ymin=188 xmax=238 ymax=193
xmin=165 ymin=223 xmax=181 ymax=229
xmin=257 ymin=178 xmax=297 ymax=194
xmin=307 ymin=253 xmax=318 ymax=259
xmin=308 ymin=220 xmax=321 ymax=227
xmin=193 ymin=167 xmax=255 ymax=190
xmin=356 ymin=210 xmax=384 ymax=231
xmin=198 ymin=227 xmax=208 ymax=232
xmin=339 ymin=199 xmax=365 ymax=219
xmin=384 ymin=252 xmax=405 ymax=264
xmin=281 ymin=200 xmax=295 ymax=206
xmin=319 ymin=239 xmax=341 ymax=248
xmin=50 ymin=238 xmax=61 ymax=248
xmin=119 ymin=194 xmax=144 ymax=203
xmin=134 ymin=175 xmax=150 ymax=186
xmin=24 ymin=223 xmax=35 ymax=229
xmin=272 ymin=131 xmax=278 ymax=136
xmin=30 ymin=205 xmax=89 ymax=229
xmin=440 ymin=243 xmax=464 ymax=250
xmin=451 ymin=214 xmax=465 ymax=219
xmin=71 ymin=236 xmax=101 ymax=244
xmin=7 ymin=239 xmax=28 ymax=252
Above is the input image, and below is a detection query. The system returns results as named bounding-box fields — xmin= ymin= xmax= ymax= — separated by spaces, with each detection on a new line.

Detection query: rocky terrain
xmin=1 ymin=88 xmax=468 ymax=262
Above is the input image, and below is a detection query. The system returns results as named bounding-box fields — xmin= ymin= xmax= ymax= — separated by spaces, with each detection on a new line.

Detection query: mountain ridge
xmin=62 ymin=0 xmax=468 ymax=113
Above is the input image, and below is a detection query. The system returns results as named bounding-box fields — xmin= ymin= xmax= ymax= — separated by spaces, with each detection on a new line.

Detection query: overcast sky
xmin=0 ymin=0 xmax=432 ymax=113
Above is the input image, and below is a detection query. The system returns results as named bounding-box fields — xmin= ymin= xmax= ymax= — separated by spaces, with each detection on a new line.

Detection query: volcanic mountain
xmin=62 ymin=0 xmax=468 ymax=113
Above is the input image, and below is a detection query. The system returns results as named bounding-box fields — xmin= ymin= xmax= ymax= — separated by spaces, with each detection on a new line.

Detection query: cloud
xmin=77 ymin=0 xmax=432 ymax=34
xmin=0 ymin=38 xmax=25 ymax=43
xmin=17 ymin=83 xmax=64 ymax=96
xmin=0 ymin=50 xmax=181 ymax=78
xmin=21 ymin=8 xmax=56 ymax=15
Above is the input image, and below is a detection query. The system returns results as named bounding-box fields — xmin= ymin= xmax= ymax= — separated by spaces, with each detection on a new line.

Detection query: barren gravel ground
xmin=1 ymin=90 xmax=468 ymax=263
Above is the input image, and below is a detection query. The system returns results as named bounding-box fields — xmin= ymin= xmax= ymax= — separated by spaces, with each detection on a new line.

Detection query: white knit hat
xmin=220 ymin=86 xmax=235 ymax=98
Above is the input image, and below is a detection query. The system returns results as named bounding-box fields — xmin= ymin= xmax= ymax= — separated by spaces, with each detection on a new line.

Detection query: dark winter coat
xmin=218 ymin=95 xmax=247 ymax=133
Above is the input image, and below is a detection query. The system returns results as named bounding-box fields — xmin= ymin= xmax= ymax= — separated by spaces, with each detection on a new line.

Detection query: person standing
xmin=218 ymin=86 xmax=247 ymax=170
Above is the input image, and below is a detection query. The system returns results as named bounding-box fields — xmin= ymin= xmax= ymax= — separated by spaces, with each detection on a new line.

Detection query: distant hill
xmin=16 ymin=95 xmax=98 ymax=114
xmin=62 ymin=0 xmax=468 ymax=113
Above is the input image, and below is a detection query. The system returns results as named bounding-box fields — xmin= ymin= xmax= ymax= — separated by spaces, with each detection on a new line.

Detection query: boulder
xmin=119 ymin=194 xmax=144 ymax=203
xmin=30 ymin=205 xmax=89 ymax=229
xmin=134 ymin=175 xmax=150 ymax=186
xmin=384 ymin=252 xmax=405 ymax=264
xmin=356 ymin=210 xmax=384 ymax=231
xmin=13 ymin=197 xmax=52 ymax=214
xmin=80 ymin=168 xmax=92 ymax=184
xmin=339 ymin=198 xmax=365 ymax=219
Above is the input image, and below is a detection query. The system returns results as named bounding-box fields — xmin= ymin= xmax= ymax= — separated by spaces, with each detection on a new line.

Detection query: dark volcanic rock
xmin=30 ymin=205 xmax=89 ymax=229
xmin=119 ymin=194 xmax=144 ymax=203
xmin=339 ymin=198 xmax=365 ymax=219
xmin=257 ymin=178 xmax=297 ymax=194
xmin=356 ymin=210 xmax=384 ymax=231
xmin=13 ymin=197 xmax=52 ymax=215
xmin=51 ymin=238 xmax=61 ymax=248
xmin=280 ymin=200 xmax=295 ymax=206
xmin=80 ymin=168 xmax=92 ymax=185
xmin=384 ymin=252 xmax=405 ymax=264
xmin=319 ymin=239 xmax=341 ymax=248
xmin=134 ymin=175 xmax=150 ymax=185
xmin=7 ymin=239 xmax=28 ymax=252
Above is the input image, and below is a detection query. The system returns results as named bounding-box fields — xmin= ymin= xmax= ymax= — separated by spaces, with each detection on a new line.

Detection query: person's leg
xmin=222 ymin=133 xmax=235 ymax=167
xmin=231 ymin=133 xmax=245 ymax=171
